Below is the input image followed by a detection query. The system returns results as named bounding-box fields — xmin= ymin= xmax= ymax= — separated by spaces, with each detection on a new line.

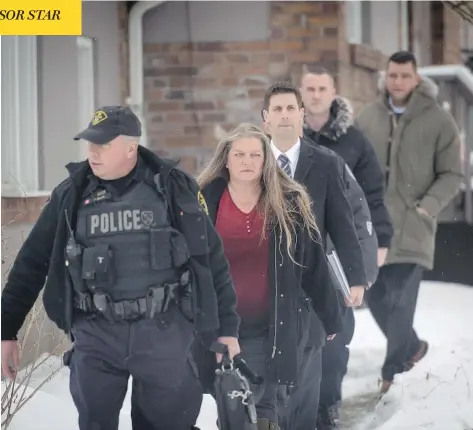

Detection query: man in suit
xmin=262 ymin=81 xmax=369 ymax=430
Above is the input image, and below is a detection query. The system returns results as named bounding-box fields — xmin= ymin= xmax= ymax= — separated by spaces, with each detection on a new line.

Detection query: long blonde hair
xmin=197 ymin=123 xmax=320 ymax=263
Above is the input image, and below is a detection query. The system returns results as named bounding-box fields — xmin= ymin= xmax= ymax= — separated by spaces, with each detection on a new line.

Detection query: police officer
xmin=1 ymin=106 xmax=241 ymax=430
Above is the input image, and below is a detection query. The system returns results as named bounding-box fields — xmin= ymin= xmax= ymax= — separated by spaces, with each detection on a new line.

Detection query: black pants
xmin=69 ymin=307 xmax=202 ymax=430
xmin=277 ymin=346 xmax=323 ymax=430
xmin=365 ymin=263 xmax=423 ymax=381
xmin=319 ymin=307 xmax=355 ymax=408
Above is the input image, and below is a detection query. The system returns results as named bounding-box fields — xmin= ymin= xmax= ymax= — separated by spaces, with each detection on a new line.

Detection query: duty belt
xmin=74 ymin=282 xmax=181 ymax=321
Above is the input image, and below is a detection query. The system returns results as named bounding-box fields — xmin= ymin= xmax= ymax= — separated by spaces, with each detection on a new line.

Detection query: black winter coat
xmin=294 ymin=140 xmax=368 ymax=288
xmin=198 ymin=177 xmax=343 ymax=386
xmin=1 ymin=146 xmax=240 ymax=341
xmin=303 ymin=97 xmax=394 ymax=248
xmin=329 ymin=159 xmax=379 ymax=285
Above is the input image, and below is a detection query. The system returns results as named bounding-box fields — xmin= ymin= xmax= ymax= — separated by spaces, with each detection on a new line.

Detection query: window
xmin=76 ymin=36 xmax=96 ymax=161
xmin=460 ymin=19 xmax=473 ymax=52
xmin=346 ymin=0 xmax=362 ymax=44
xmin=345 ymin=0 xmax=371 ymax=45
xmin=1 ymin=36 xmax=42 ymax=196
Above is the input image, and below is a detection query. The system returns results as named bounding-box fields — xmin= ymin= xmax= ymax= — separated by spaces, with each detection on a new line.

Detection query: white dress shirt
xmin=270 ymin=138 xmax=301 ymax=178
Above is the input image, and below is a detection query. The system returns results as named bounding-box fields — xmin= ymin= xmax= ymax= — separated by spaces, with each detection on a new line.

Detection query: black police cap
xmin=73 ymin=106 xmax=142 ymax=145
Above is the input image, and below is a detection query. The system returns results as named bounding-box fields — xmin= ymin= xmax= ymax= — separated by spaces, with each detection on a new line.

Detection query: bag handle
xmin=209 ymin=341 xmax=264 ymax=385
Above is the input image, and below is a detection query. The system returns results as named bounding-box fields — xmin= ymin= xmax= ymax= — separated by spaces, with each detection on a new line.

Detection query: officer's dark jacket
xmin=303 ymin=96 xmax=394 ymax=248
xmin=1 ymin=146 xmax=240 ymax=341
xmin=328 ymin=159 xmax=379 ymax=285
xmin=200 ymin=177 xmax=343 ymax=385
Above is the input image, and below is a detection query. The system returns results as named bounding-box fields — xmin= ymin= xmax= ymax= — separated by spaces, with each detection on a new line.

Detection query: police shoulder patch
xmin=197 ymin=191 xmax=209 ymax=215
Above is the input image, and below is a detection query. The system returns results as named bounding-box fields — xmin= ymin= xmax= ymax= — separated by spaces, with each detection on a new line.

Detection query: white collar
xmin=270 ymin=138 xmax=301 ymax=174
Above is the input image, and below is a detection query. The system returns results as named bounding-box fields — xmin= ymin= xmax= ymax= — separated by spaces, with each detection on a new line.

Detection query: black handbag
xmin=210 ymin=342 xmax=260 ymax=430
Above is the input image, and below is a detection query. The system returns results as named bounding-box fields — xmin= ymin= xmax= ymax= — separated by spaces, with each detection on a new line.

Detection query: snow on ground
xmin=2 ymin=281 xmax=473 ymax=430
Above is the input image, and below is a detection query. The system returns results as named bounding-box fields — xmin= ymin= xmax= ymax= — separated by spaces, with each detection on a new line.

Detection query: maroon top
xmin=215 ymin=188 xmax=270 ymax=337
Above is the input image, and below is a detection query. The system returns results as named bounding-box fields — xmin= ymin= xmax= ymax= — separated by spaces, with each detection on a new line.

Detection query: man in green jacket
xmin=356 ymin=51 xmax=463 ymax=394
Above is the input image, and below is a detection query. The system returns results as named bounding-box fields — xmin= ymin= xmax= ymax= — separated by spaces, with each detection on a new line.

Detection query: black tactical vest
xmin=75 ymin=178 xmax=190 ymax=302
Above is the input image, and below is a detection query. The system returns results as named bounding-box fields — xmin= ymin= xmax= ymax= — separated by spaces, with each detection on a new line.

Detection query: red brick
xmin=269 ymin=41 xmax=304 ymax=51
xmin=150 ymin=114 xmax=164 ymax=123
xmin=307 ymin=16 xmax=338 ymax=27
xmin=241 ymin=77 xmax=271 ymax=87
xmin=169 ymin=76 xmax=189 ymax=87
xmin=290 ymin=52 xmax=321 ymax=64
xmin=166 ymin=112 xmax=197 ymax=123
xmin=225 ymin=53 xmax=251 ymax=63
xmin=147 ymin=89 xmax=165 ymax=100
xmin=320 ymin=50 xmax=338 ymax=62
xmin=184 ymin=101 xmax=215 ymax=111
xmin=307 ymin=38 xmax=338 ymax=52
xmin=322 ymin=2 xmax=340 ymax=15
xmin=153 ymin=79 xmax=168 ymax=88
xmin=226 ymin=41 xmax=269 ymax=51
xmin=201 ymin=113 xmax=227 ymax=122
xmin=176 ymin=156 xmax=198 ymax=175
xmin=196 ymin=42 xmax=226 ymax=52
xmin=148 ymin=102 xmax=181 ymax=111
xmin=248 ymin=88 xmax=267 ymax=98
xmin=165 ymin=90 xmax=187 ymax=100
xmin=165 ymin=137 xmax=198 ymax=147
xmin=277 ymin=2 xmax=323 ymax=14
xmin=179 ymin=52 xmax=215 ymax=67
xmin=193 ymin=77 xmax=219 ymax=88
xmin=184 ymin=125 xmax=201 ymax=136
xmin=222 ymin=77 xmax=239 ymax=86
xmin=270 ymin=27 xmax=286 ymax=40
xmin=287 ymin=27 xmax=312 ymax=39
xmin=1 ymin=196 xmax=50 ymax=226
xmin=323 ymin=27 xmax=338 ymax=37
xmin=230 ymin=64 xmax=268 ymax=77
xmin=269 ymin=53 xmax=286 ymax=63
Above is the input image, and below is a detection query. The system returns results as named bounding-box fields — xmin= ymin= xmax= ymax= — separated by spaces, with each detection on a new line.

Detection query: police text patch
xmin=86 ymin=209 xmax=157 ymax=237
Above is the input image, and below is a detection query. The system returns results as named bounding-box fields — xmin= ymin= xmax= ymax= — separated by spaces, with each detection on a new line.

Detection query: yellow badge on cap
xmin=91 ymin=110 xmax=108 ymax=126
xmin=197 ymin=191 xmax=209 ymax=215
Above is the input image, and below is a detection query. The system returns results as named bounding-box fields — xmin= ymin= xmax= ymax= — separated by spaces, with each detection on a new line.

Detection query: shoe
xmin=402 ymin=340 xmax=429 ymax=372
xmin=257 ymin=418 xmax=280 ymax=430
xmin=409 ymin=340 xmax=429 ymax=365
xmin=316 ymin=404 xmax=339 ymax=429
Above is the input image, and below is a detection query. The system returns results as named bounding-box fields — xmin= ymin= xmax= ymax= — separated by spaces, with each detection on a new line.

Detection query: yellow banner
xmin=0 ymin=0 xmax=82 ymax=35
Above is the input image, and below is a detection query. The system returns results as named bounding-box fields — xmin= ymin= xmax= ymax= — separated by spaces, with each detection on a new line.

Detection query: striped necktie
xmin=278 ymin=154 xmax=292 ymax=177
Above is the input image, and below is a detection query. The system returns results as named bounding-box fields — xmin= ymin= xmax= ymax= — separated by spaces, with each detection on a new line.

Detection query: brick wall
xmin=335 ymin=2 xmax=387 ymax=116
xmin=142 ymin=1 xmax=343 ymax=175
xmin=118 ymin=1 xmax=130 ymax=105
xmin=442 ymin=3 xmax=462 ymax=64
xmin=1 ymin=196 xmax=50 ymax=227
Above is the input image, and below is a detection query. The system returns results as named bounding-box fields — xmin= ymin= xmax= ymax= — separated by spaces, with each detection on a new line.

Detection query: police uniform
xmin=1 ymin=106 xmax=240 ymax=430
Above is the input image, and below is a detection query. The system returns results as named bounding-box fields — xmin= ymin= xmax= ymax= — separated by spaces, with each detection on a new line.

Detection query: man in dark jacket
xmin=262 ymin=82 xmax=369 ymax=430
xmin=300 ymin=67 xmax=394 ymax=428
xmin=1 ymin=106 xmax=240 ymax=430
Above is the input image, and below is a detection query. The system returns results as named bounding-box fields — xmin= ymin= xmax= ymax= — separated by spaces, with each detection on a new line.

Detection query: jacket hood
xmin=328 ymin=96 xmax=354 ymax=137
xmin=303 ymin=96 xmax=354 ymax=141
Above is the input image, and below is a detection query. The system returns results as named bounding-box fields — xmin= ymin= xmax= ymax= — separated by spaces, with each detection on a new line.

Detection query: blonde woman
xmin=195 ymin=123 xmax=343 ymax=430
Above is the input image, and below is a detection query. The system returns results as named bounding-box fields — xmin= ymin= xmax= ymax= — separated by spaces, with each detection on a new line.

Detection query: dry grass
xmin=1 ymin=201 xmax=69 ymax=429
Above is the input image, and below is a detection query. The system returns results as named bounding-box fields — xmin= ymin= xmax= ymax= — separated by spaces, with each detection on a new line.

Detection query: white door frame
xmin=1 ymin=36 xmax=40 ymax=196
xmin=128 ymin=1 xmax=165 ymax=148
